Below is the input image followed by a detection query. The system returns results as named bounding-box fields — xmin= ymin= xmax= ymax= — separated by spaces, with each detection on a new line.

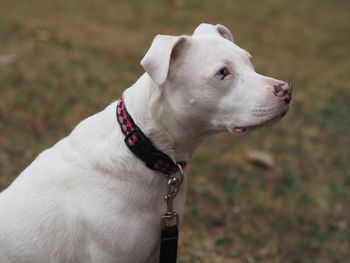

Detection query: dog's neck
xmin=123 ymin=73 xmax=212 ymax=164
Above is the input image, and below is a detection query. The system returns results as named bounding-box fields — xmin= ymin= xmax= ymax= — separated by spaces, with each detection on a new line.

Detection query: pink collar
xmin=116 ymin=97 xmax=186 ymax=175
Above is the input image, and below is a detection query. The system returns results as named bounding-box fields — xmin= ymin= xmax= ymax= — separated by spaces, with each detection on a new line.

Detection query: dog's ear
xmin=193 ymin=23 xmax=234 ymax=42
xmin=216 ymin=24 xmax=234 ymax=42
xmin=140 ymin=35 xmax=187 ymax=86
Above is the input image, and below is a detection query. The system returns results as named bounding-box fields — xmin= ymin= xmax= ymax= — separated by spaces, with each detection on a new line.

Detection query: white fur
xmin=0 ymin=23 xmax=290 ymax=263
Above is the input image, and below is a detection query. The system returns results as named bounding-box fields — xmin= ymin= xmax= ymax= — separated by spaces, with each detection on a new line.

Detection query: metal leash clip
xmin=161 ymin=164 xmax=184 ymax=228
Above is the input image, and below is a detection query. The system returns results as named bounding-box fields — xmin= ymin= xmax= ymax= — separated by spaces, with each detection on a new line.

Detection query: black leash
xmin=160 ymin=225 xmax=179 ymax=263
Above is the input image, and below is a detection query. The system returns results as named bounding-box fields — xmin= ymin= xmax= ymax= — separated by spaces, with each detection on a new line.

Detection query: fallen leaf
xmin=246 ymin=150 xmax=274 ymax=169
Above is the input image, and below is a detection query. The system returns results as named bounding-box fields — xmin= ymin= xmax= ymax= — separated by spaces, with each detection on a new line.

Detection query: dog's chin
xmin=231 ymin=110 xmax=288 ymax=135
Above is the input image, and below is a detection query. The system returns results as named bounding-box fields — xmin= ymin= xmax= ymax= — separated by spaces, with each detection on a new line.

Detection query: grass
xmin=0 ymin=0 xmax=349 ymax=262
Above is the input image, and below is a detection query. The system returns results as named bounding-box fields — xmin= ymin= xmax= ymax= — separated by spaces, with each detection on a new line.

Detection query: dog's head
xmin=141 ymin=23 xmax=292 ymax=135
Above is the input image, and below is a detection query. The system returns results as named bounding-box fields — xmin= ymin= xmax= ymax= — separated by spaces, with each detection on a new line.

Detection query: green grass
xmin=1 ymin=0 xmax=349 ymax=262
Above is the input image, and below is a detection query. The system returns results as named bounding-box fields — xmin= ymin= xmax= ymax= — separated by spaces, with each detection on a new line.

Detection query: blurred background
xmin=0 ymin=0 xmax=349 ymax=262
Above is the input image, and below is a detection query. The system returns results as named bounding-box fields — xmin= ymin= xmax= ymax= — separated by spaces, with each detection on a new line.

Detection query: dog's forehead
xmin=190 ymin=35 xmax=252 ymax=63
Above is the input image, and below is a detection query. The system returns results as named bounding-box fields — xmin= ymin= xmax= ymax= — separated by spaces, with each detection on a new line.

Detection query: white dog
xmin=0 ymin=23 xmax=292 ymax=263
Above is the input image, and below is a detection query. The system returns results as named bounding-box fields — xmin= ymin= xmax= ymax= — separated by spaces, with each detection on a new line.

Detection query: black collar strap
xmin=116 ymin=97 xmax=186 ymax=175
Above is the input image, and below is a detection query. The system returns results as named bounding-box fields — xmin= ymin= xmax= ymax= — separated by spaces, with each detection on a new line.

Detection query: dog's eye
xmin=216 ymin=67 xmax=230 ymax=80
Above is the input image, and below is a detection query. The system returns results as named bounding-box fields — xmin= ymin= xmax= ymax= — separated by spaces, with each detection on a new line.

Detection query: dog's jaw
xmin=231 ymin=109 xmax=288 ymax=134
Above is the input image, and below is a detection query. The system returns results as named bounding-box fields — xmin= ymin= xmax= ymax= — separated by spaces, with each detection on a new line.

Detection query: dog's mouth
xmin=233 ymin=110 xmax=288 ymax=134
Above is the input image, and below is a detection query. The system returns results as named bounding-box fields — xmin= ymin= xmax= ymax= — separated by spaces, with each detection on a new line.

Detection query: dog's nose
xmin=273 ymin=82 xmax=292 ymax=97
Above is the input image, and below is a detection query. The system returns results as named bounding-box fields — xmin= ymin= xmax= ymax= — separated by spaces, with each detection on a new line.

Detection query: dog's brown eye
xmin=216 ymin=67 xmax=229 ymax=80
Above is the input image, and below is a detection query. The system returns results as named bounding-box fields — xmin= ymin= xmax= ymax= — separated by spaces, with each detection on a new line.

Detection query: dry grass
xmin=1 ymin=0 xmax=349 ymax=262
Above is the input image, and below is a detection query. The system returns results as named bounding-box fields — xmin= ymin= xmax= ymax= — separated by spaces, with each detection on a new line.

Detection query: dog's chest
xmin=76 ymin=173 xmax=184 ymax=262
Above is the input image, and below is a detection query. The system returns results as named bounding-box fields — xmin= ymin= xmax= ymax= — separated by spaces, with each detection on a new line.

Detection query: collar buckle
xmin=124 ymin=127 xmax=154 ymax=168
xmin=124 ymin=127 xmax=177 ymax=174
